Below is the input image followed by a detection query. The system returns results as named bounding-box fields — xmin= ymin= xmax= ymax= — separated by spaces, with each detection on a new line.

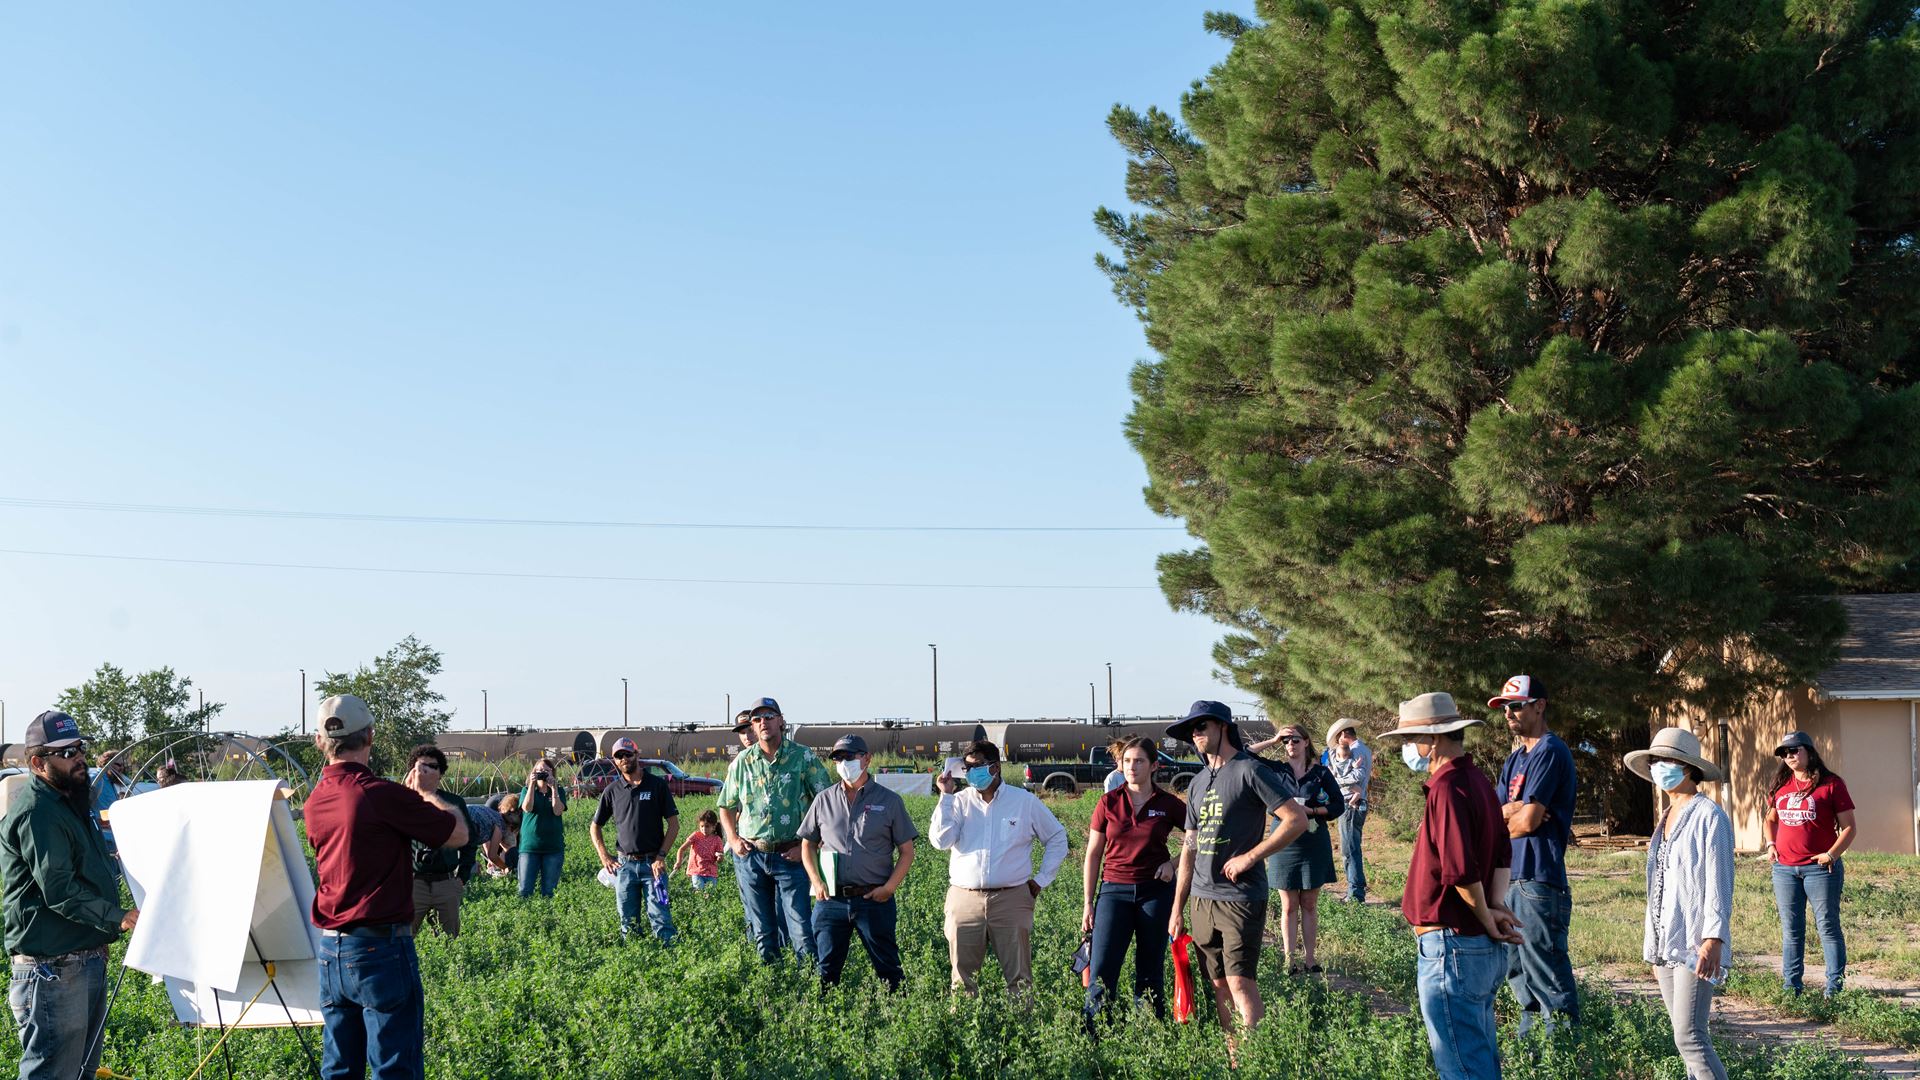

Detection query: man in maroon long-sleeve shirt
xmin=1381 ymin=692 xmax=1522 ymax=1080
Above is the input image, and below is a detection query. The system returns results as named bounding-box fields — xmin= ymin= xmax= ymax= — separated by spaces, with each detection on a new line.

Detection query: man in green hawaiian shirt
xmin=718 ymin=697 xmax=833 ymax=963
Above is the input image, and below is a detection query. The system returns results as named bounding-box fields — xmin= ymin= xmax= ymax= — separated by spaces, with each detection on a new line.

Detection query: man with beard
xmin=717 ymin=697 xmax=832 ymax=964
xmin=589 ymin=737 xmax=680 ymax=943
xmin=0 ymin=711 xmax=138 ymax=1080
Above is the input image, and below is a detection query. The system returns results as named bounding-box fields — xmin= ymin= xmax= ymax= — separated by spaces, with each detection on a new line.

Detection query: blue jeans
xmin=733 ymin=851 xmax=814 ymax=963
xmin=517 ymin=850 xmax=563 ymax=898
xmin=318 ymin=934 xmax=424 ymax=1080
xmin=813 ymin=895 xmax=903 ymax=989
xmin=1084 ymin=879 xmax=1173 ymax=1022
xmin=614 ymin=860 xmax=675 ymax=942
xmin=8 ymin=949 xmax=107 ymax=1080
xmin=1338 ymin=807 xmax=1368 ymax=901
xmin=1507 ymin=879 xmax=1578 ymax=1032
xmin=1416 ymin=930 xmax=1504 ymax=1080
xmin=1773 ymin=860 xmax=1846 ymax=994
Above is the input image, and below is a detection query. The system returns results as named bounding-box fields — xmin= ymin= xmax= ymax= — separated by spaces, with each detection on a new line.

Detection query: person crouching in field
xmin=1630 ymin=727 xmax=1733 ymax=1080
xmin=589 ymin=737 xmax=680 ymax=944
xmin=1380 ymin=693 xmax=1522 ymax=1080
xmin=405 ymin=745 xmax=474 ymax=938
xmin=305 ymin=695 xmax=468 ymax=1080
xmin=1164 ymin=700 xmax=1305 ymax=1061
xmin=674 ymin=810 xmax=728 ymax=890
xmin=930 ymin=739 xmax=1068 ymax=996
xmin=799 ymin=735 xmax=918 ymax=989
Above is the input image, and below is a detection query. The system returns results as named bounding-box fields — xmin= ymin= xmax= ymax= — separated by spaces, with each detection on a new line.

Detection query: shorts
xmin=691 ymin=874 xmax=717 ymax=890
xmin=1191 ymin=897 xmax=1266 ymax=982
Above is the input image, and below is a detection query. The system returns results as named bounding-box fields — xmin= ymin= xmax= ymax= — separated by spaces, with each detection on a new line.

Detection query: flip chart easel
xmin=111 ymin=780 xmax=322 ymax=1076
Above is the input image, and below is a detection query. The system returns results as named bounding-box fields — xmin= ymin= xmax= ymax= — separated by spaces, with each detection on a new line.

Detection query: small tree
xmin=57 ymin=664 xmax=224 ymax=747
xmin=314 ymin=636 xmax=452 ymax=772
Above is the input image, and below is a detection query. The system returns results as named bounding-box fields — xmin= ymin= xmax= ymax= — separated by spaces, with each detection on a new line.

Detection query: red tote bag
xmin=1169 ymin=933 xmax=1196 ymax=1023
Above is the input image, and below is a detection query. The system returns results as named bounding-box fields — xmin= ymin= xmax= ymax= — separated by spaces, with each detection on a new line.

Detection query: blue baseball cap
xmin=830 ymin=734 xmax=869 ymax=759
xmin=1165 ymin=700 xmax=1237 ymax=745
xmin=25 ymin=710 xmax=85 ymax=749
xmin=733 ymin=697 xmax=782 ymax=732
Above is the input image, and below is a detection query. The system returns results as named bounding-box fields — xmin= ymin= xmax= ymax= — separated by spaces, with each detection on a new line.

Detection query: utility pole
xmin=483 ymin=689 xmax=489 ymax=731
xmin=725 ymin=693 xmax=731 ymax=724
xmin=1089 ymin=683 xmax=1096 ymax=723
xmin=621 ymin=677 xmax=629 ymax=727
xmin=1106 ymin=662 xmax=1114 ymax=721
xmin=928 ymin=644 xmax=939 ymax=725
xmin=299 ymin=669 xmax=306 ymax=735
xmin=1 ymin=698 xmax=6 ymax=744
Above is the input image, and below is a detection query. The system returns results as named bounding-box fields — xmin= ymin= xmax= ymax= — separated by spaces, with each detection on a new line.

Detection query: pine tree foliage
xmin=1102 ymin=0 xmax=1920 ymax=727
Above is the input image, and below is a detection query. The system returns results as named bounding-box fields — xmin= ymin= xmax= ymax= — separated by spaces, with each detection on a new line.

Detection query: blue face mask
xmin=966 ymin=765 xmax=995 ymax=790
xmin=1401 ymin=741 xmax=1430 ymax=773
xmin=1650 ymin=761 xmax=1689 ymax=792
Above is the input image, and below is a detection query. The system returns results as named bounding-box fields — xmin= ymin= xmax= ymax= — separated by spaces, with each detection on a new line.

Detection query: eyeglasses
xmin=42 ymin=747 xmax=85 ymax=761
xmin=415 ymin=761 xmax=442 ymax=772
xmin=1501 ymin=701 xmax=1535 ymax=713
xmin=1279 ymin=736 xmax=1306 ymax=745
xmin=1781 ymin=747 xmax=1807 ymax=757
xmin=613 ymin=751 xmax=635 ymax=760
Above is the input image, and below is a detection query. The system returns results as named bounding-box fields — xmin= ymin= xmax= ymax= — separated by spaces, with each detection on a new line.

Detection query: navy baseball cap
xmin=830 ymin=735 xmax=869 ymax=759
xmin=25 ymin=710 xmax=85 ymax=749
xmin=733 ymin=698 xmax=782 ymax=732
xmin=1165 ymin=700 xmax=1236 ymax=744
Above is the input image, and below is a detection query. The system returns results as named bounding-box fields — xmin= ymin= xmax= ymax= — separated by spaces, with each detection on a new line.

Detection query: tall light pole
xmin=1 ymin=698 xmax=6 ymax=744
xmin=1106 ymin=662 xmax=1114 ymax=721
xmin=482 ymin=689 xmax=489 ymax=731
xmin=299 ymin=669 xmax=306 ymax=735
xmin=928 ymin=645 xmax=939 ymax=725
xmin=621 ymin=678 xmax=629 ymax=727
xmin=725 ymin=693 xmax=731 ymax=724
xmin=1089 ymin=683 xmax=1096 ymax=723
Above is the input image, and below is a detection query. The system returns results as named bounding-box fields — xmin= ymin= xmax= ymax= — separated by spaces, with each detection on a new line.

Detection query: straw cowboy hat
xmin=1376 ymin=693 xmax=1485 ymax=738
xmin=1325 ymin=717 xmax=1362 ymax=745
xmin=1624 ymin=727 xmax=1725 ymax=784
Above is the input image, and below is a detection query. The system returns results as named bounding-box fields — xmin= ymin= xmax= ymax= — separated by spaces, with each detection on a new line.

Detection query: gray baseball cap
xmin=830 ymin=734 xmax=869 ymax=760
xmin=318 ymin=695 xmax=374 ymax=737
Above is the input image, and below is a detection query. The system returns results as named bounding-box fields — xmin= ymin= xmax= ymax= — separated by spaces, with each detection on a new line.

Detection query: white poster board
xmin=875 ymin=773 xmax=933 ymax=796
xmin=110 ymin=780 xmax=323 ymax=1028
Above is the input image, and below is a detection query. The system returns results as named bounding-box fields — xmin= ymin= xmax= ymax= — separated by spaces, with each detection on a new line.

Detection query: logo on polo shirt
xmin=1147 ymin=809 xmax=1165 ymax=818
xmin=637 ymin=792 xmax=651 ymax=801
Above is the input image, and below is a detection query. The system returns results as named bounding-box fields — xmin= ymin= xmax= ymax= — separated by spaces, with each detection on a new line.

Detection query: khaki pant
xmin=412 ymin=876 xmax=464 ymax=938
xmin=944 ymin=885 xmax=1034 ymax=995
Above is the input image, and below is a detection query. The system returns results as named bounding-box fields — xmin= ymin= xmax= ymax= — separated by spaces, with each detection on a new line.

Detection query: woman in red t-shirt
xmin=1764 ymin=731 xmax=1856 ymax=998
xmin=1080 ymin=736 xmax=1186 ymax=1028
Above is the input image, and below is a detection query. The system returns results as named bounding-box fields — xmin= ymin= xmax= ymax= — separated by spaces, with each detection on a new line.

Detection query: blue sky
xmin=0 ymin=5 xmax=1248 ymax=737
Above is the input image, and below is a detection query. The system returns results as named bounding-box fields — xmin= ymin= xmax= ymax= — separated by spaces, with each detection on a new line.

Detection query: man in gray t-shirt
xmin=798 ymin=735 xmax=918 ymax=989
xmin=1167 ymin=701 xmax=1305 ymax=1056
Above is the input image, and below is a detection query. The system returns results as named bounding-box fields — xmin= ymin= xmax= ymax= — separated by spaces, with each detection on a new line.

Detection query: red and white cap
xmin=1487 ymin=675 xmax=1547 ymax=708
xmin=610 ymin=737 xmax=641 ymax=756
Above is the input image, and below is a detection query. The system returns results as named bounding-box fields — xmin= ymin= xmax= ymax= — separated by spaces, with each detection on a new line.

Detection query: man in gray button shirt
xmin=798 ymin=735 xmax=918 ymax=989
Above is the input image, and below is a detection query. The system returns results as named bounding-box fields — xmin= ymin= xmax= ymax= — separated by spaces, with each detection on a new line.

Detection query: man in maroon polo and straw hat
xmin=1379 ymin=692 xmax=1522 ymax=1080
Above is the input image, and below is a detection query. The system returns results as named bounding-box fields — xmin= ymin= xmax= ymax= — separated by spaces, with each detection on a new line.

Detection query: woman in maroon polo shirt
xmin=1081 ymin=736 xmax=1187 ymax=1027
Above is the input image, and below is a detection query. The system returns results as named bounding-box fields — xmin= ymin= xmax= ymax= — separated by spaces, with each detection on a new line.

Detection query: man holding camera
xmin=1 ymin=710 xmax=138 ymax=1080
xmin=717 ymin=697 xmax=833 ymax=964
xmin=305 ymin=695 xmax=468 ymax=1080
xmin=589 ymin=738 xmax=680 ymax=943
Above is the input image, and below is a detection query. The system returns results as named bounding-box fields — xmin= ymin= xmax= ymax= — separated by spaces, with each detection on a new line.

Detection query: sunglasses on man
xmin=41 ymin=747 xmax=86 ymax=761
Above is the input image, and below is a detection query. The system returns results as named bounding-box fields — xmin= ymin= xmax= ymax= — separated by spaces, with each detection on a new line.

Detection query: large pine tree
xmin=1102 ymin=2 xmax=1920 ymax=744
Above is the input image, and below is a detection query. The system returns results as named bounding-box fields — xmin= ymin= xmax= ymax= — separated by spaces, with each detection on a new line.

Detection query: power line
xmin=0 ymin=496 xmax=1181 ymax=534
xmin=0 ymin=547 xmax=1158 ymax=591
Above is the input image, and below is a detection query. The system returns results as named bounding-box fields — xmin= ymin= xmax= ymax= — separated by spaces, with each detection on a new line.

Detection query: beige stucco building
xmin=1661 ymin=595 xmax=1920 ymax=855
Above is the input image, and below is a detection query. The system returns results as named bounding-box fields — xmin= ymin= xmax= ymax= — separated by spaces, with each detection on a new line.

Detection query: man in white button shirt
xmin=929 ymin=739 xmax=1069 ymax=996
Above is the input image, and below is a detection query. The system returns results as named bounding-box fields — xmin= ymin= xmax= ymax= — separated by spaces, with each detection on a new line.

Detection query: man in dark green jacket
xmin=1 ymin=710 xmax=139 ymax=1080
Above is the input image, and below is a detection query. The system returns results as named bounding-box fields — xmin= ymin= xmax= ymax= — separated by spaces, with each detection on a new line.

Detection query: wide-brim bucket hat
xmin=1166 ymin=700 xmax=1242 ymax=748
xmin=1376 ymin=693 xmax=1484 ymax=738
xmin=1624 ymin=726 xmax=1725 ymax=783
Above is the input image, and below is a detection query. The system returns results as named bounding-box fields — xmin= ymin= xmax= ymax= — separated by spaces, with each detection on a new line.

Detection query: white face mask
xmin=835 ymin=758 xmax=865 ymax=782
xmin=1401 ymin=741 xmax=1431 ymax=773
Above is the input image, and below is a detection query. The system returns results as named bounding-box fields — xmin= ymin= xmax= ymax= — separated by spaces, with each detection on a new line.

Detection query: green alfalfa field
xmin=0 ymin=791 xmax=1881 ymax=1079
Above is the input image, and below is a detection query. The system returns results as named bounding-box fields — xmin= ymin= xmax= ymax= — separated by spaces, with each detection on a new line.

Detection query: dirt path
xmin=1602 ymin=966 xmax=1920 ymax=1078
